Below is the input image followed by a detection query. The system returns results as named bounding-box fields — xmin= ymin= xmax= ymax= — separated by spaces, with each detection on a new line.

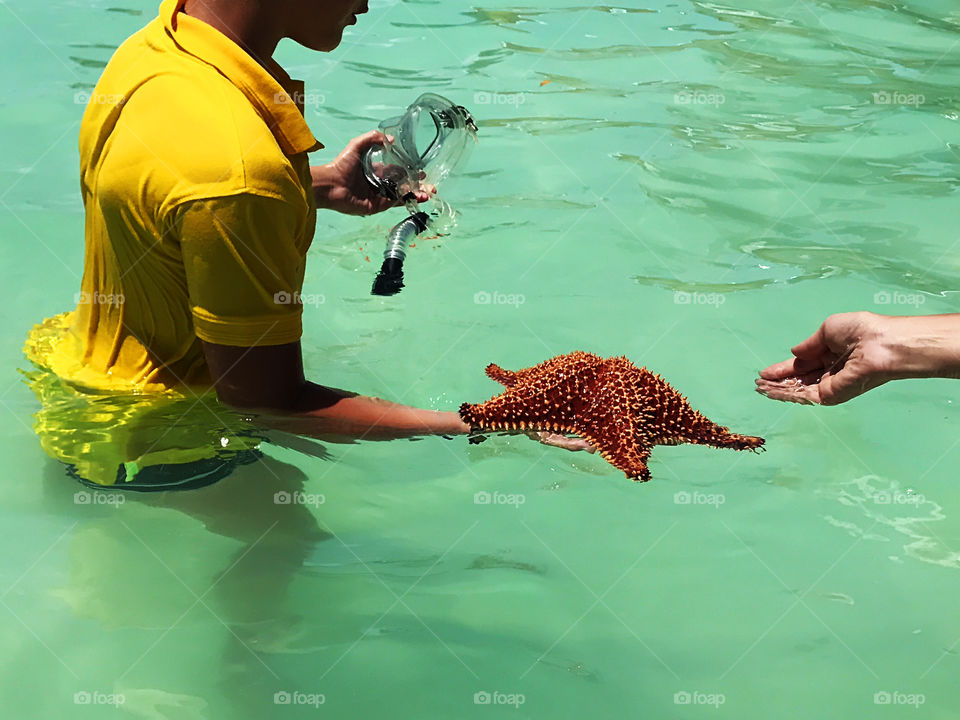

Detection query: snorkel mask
xmin=364 ymin=93 xmax=478 ymax=296
xmin=364 ymin=93 xmax=478 ymax=203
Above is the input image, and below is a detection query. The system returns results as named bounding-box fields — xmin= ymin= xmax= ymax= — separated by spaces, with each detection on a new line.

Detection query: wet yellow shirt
xmin=25 ymin=0 xmax=323 ymax=393
xmin=22 ymin=0 xmax=324 ymax=484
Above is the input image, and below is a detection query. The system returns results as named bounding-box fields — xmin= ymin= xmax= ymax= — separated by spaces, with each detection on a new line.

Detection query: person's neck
xmin=181 ymin=0 xmax=282 ymax=79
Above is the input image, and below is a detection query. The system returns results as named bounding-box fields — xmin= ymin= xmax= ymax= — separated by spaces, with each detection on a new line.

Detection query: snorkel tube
xmin=371 ymin=209 xmax=429 ymax=296
xmin=363 ymin=93 xmax=478 ymax=296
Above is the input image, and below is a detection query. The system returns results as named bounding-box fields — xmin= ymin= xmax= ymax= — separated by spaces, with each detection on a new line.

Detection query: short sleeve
xmin=173 ymin=192 xmax=308 ymax=347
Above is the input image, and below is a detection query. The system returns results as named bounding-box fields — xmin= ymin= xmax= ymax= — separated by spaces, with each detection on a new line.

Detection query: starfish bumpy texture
xmin=459 ymin=351 xmax=764 ymax=482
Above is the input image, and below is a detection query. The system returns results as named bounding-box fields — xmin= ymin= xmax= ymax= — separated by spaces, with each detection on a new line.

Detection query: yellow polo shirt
xmin=24 ymin=0 xmax=323 ymax=393
xmin=22 ymin=0 xmax=324 ymax=485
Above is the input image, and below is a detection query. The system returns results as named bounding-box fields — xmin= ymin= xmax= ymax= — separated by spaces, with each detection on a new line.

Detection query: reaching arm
xmin=756 ymin=312 xmax=960 ymax=405
xmin=201 ymin=340 xmax=470 ymax=440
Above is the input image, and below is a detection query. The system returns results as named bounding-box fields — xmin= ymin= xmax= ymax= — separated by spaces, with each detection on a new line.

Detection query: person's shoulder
xmin=98 ymin=65 xmax=301 ymax=209
xmin=127 ymin=64 xmax=283 ymax=158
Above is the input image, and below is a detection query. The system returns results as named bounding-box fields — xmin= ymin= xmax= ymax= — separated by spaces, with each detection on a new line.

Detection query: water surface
xmin=1 ymin=0 xmax=959 ymax=717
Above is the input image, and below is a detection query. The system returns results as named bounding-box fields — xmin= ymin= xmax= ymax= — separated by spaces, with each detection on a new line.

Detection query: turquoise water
xmin=2 ymin=0 xmax=960 ymax=717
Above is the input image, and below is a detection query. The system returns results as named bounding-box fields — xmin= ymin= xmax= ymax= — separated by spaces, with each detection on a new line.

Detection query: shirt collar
xmin=159 ymin=0 xmax=323 ymax=155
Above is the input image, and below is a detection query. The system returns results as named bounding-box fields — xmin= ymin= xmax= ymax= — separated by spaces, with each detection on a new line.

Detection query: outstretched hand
xmin=755 ymin=312 xmax=898 ymax=405
xmin=530 ymin=431 xmax=596 ymax=453
xmin=312 ymin=131 xmax=435 ymax=216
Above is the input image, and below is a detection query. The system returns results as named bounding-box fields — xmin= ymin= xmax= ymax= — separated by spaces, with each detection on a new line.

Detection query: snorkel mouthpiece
xmin=371 ymin=211 xmax=430 ymax=296
xmin=364 ymin=93 xmax=477 ymax=296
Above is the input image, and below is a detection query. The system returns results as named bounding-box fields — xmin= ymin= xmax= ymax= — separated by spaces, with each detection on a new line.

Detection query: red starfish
xmin=460 ymin=351 xmax=765 ymax=481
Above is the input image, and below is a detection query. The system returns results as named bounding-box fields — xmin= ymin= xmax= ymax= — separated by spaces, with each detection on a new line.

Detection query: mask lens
xmin=414 ymin=112 xmax=441 ymax=163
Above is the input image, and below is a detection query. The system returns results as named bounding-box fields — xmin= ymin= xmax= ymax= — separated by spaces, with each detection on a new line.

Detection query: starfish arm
xmin=460 ymin=389 xmax=575 ymax=433
xmin=581 ymin=427 xmax=652 ymax=482
xmin=487 ymin=351 xmax=603 ymax=389
xmin=699 ymin=428 xmax=766 ymax=451
xmin=485 ymin=364 xmax=519 ymax=387
xmin=656 ymin=405 xmax=765 ymax=451
xmin=631 ymin=365 xmax=764 ymax=452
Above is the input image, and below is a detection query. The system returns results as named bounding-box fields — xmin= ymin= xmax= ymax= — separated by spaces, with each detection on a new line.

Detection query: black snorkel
xmin=370 ymin=202 xmax=430 ymax=296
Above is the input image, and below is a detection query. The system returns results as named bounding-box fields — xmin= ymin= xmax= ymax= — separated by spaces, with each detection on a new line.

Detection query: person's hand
xmin=312 ymin=131 xmax=435 ymax=216
xmin=755 ymin=312 xmax=901 ymax=405
xmin=529 ymin=431 xmax=596 ymax=453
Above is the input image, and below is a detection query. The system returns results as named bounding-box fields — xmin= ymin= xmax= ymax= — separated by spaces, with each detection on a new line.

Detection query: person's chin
xmin=298 ymin=33 xmax=342 ymax=52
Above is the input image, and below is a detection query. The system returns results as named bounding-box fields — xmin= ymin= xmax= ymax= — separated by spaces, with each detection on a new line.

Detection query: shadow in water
xmin=40 ymin=449 xmax=331 ymax=720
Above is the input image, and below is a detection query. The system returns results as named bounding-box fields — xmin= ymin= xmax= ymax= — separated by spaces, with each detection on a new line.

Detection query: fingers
xmin=406 ymin=191 xmax=432 ymax=205
xmin=392 ymin=183 xmax=437 ymax=208
xmin=790 ymin=321 xmax=830 ymax=360
xmin=758 ymin=320 xmax=832 ymax=380
xmin=347 ymin=130 xmax=393 ymax=155
xmin=755 ymin=377 xmax=822 ymax=405
xmin=760 ymin=351 xmax=833 ymax=381
xmin=556 ymin=436 xmax=596 ymax=452
xmin=758 ymin=357 xmax=804 ymax=381
xmin=534 ymin=431 xmax=596 ymax=453
xmin=756 ymin=363 xmax=870 ymax=406
xmin=395 ymin=194 xmax=424 ymax=208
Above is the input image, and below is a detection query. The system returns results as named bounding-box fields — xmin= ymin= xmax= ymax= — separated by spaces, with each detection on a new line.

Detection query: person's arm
xmin=202 ymin=340 xmax=470 ymax=440
xmin=755 ymin=312 xmax=960 ymax=405
xmin=202 ymin=340 xmax=595 ymax=450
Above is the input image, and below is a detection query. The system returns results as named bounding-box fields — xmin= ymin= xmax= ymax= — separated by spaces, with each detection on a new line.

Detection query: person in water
xmin=757 ymin=312 xmax=960 ymax=404
xmin=24 ymin=0 xmax=587 ymax=489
